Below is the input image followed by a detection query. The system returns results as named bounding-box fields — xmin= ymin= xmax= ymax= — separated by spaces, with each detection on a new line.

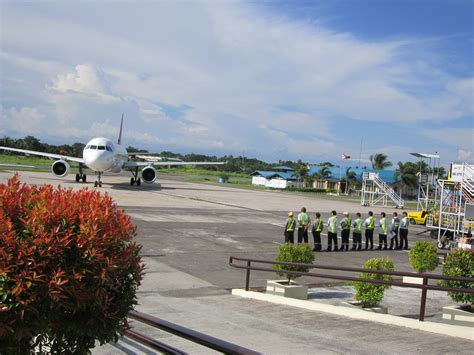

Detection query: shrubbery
xmin=408 ymin=241 xmax=439 ymax=273
xmin=353 ymin=257 xmax=394 ymax=308
xmin=0 ymin=175 xmax=144 ymax=353
xmin=273 ymin=243 xmax=314 ymax=283
xmin=285 ymin=187 xmax=326 ymax=193
xmin=440 ymin=248 xmax=474 ymax=309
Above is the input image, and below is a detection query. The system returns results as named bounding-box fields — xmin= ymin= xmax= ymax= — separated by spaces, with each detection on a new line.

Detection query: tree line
xmin=1 ymin=136 xmax=446 ymax=193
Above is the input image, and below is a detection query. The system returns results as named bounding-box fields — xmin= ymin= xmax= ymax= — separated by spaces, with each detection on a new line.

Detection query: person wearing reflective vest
xmin=389 ymin=212 xmax=400 ymax=250
xmin=351 ymin=212 xmax=363 ymax=251
xmin=284 ymin=212 xmax=296 ymax=244
xmin=339 ymin=212 xmax=351 ymax=251
xmin=297 ymin=207 xmax=310 ymax=244
xmin=364 ymin=211 xmax=375 ymax=250
xmin=326 ymin=210 xmax=338 ymax=252
xmin=378 ymin=212 xmax=388 ymax=250
xmin=311 ymin=212 xmax=323 ymax=251
xmin=399 ymin=211 xmax=409 ymax=250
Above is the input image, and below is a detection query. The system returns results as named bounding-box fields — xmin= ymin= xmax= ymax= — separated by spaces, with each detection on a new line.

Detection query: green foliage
xmin=273 ymin=243 xmax=314 ymax=283
xmin=408 ymin=241 xmax=439 ymax=273
xmin=370 ymin=153 xmax=392 ymax=170
xmin=285 ymin=187 xmax=326 ymax=193
xmin=353 ymin=257 xmax=394 ymax=308
xmin=0 ymin=175 xmax=144 ymax=353
xmin=440 ymin=249 xmax=474 ymax=306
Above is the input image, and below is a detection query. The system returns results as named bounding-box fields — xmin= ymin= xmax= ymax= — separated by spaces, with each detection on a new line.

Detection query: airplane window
xmin=106 ymin=145 xmax=113 ymax=152
xmin=90 ymin=145 xmax=97 ymax=150
xmin=98 ymin=146 xmax=106 ymax=150
xmin=85 ymin=145 xmax=90 ymax=149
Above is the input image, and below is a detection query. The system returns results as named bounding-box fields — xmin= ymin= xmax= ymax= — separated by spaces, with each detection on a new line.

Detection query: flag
xmin=342 ymin=154 xmax=351 ymax=160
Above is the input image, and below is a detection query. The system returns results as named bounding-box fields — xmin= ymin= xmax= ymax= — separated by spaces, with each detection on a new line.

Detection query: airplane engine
xmin=51 ymin=160 xmax=70 ymax=177
xmin=141 ymin=166 xmax=157 ymax=183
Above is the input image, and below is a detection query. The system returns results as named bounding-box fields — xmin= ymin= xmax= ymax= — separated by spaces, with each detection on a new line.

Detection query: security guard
xmin=326 ymin=210 xmax=338 ymax=252
xmin=378 ymin=212 xmax=388 ymax=250
xmin=297 ymin=207 xmax=310 ymax=244
xmin=311 ymin=212 xmax=323 ymax=251
xmin=339 ymin=212 xmax=351 ymax=251
xmin=364 ymin=211 xmax=375 ymax=250
xmin=399 ymin=211 xmax=409 ymax=250
xmin=284 ymin=212 xmax=296 ymax=244
xmin=351 ymin=212 xmax=363 ymax=251
xmin=389 ymin=212 xmax=400 ymax=250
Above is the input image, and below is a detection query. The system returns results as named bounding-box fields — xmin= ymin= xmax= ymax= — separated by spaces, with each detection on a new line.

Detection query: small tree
xmin=273 ymin=243 xmax=314 ymax=283
xmin=353 ymin=257 xmax=394 ymax=308
xmin=440 ymin=249 xmax=474 ymax=311
xmin=408 ymin=241 xmax=439 ymax=273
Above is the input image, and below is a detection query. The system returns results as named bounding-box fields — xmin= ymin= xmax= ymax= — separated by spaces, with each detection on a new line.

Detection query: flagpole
xmin=358 ymin=136 xmax=363 ymax=168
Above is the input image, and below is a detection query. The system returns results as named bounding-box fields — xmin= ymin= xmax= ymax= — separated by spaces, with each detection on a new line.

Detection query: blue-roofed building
xmin=307 ymin=165 xmax=396 ymax=184
xmin=250 ymin=168 xmax=301 ymax=189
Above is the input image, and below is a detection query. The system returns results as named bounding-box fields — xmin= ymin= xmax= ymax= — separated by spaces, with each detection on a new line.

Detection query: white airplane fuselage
xmin=83 ymin=137 xmax=128 ymax=173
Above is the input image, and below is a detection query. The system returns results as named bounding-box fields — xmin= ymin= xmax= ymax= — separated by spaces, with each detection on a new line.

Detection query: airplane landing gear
xmin=76 ymin=164 xmax=87 ymax=183
xmin=94 ymin=172 xmax=103 ymax=188
xmin=129 ymin=167 xmax=141 ymax=186
xmin=130 ymin=177 xmax=141 ymax=186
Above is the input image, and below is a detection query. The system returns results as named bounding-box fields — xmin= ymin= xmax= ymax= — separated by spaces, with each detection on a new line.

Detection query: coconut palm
xmin=370 ymin=153 xmax=393 ymax=170
xmin=344 ymin=167 xmax=358 ymax=193
xmin=393 ymin=161 xmax=418 ymax=198
xmin=312 ymin=166 xmax=331 ymax=179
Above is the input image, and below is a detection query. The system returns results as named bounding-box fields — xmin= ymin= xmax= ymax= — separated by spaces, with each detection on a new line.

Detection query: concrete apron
xmin=232 ymin=289 xmax=474 ymax=341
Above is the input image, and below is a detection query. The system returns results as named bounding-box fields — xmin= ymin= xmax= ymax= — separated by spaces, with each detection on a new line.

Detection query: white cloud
xmin=457 ymin=149 xmax=472 ymax=161
xmin=0 ymin=2 xmax=471 ymax=162
xmin=0 ymin=105 xmax=45 ymax=135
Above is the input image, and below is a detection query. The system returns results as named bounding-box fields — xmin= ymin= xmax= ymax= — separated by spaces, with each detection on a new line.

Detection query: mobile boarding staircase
xmin=360 ymin=172 xmax=405 ymax=208
xmin=435 ymin=163 xmax=474 ymax=249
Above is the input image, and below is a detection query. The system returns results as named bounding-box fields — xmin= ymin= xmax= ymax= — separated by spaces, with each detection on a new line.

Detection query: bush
xmin=408 ymin=241 xmax=439 ymax=273
xmin=0 ymin=175 xmax=144 ymax=353
xmin=440 ymin=248 xmax=474 ymax=309
xmin=273 ymin=243 xmax=314 ymax=283
xmin=353 ymin=257 xmax=394 ymax=308
xmin=286 ymin=187 xmax=326 ymax=193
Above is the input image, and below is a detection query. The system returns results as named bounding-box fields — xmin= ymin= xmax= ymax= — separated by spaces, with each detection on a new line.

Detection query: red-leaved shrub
xmin=0 ymin=175 xmax=143 ymax=353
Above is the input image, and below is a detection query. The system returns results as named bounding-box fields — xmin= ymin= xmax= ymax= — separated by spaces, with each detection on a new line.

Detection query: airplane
xmin=0 ymin=116 xmax=225 ymax=187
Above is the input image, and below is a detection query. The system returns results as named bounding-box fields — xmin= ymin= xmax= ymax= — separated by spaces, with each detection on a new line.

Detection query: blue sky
xmin=0 ymin=0 xmax=472 ymax=167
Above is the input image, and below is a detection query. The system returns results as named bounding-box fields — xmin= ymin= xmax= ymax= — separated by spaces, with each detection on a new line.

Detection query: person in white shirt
xmin=399 ymin=211 xmax=409 ymax=250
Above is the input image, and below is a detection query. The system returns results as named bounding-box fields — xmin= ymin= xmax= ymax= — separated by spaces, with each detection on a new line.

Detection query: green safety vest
xmin=343 ymin=217 xmax=351 ymax=230
xmin=393 ymin=218 xmax=400 ymax=228
xmin=328 ymin=216 xmax=338 ymax=233
xmin=367 ymin=216 xmax=375 ymax=229
xmin=314 ymin=218 xmax=323 ymax=232
xmin=380 ymin=218 xmax=388 ymax=234
xmin=286 ymin=218 xmax=295 ymax=232
xmin=298 ymin=213 xmax=310 ymax=227
xmin=354 ymin=218 xmax=363 ymax=233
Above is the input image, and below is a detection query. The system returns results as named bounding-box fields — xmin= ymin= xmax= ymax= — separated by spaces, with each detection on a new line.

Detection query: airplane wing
xmin=123 ymin=161 xmax=225 ymax=168
xmin=0 ymin=146 xmax=85 ymax=163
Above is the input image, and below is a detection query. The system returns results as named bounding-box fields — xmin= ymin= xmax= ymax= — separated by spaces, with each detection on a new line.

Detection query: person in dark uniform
xmin=339 ymin=212 xmax=351 ymax=251
xmin=311 ymin=212 xmax=323 ymax=251
xmin=364 ymin=211 xmax=375 ymax=250
xmin=351 ymin=212 xmax=363 ymax=251
xmin=377 ymin=212 xmax=388 ymax=250
xmin=389 ymin=212 xmax=400 ymax=250
xmin=399 ymin=211 xmax=409 ymax=250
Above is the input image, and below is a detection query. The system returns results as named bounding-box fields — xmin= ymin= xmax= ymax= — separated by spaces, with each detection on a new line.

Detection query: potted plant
xmin=348 ymin=257 xmax=394 ymax=313
xmin=266 ymin=243 xmax=314 ymax=300
xmin=404 ymin=241 xmax=439 ymax=284
xmin=439 ymin=248 xmax=473 ymax=327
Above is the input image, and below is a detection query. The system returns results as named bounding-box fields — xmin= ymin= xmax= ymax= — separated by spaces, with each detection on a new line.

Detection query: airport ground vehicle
xmin=407 ymin=210 xmax=430 ymax=225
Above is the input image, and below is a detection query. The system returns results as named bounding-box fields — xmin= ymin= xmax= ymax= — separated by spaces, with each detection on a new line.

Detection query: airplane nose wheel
xmin=94 ymin=173 xmax=103 ymax=188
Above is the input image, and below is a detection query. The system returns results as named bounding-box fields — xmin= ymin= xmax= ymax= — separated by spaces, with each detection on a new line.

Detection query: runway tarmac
xmin=1 ymin=171 xmax=470 ymax=354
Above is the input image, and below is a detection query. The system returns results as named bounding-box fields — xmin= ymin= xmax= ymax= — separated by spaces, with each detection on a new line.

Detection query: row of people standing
xmin=284 ymin=208 xmax=410 ymax=252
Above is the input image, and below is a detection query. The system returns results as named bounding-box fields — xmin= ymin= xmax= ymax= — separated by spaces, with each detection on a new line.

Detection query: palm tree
xmin=393 ymin=161 xmax=417 ymax=198
xmin=295 ymin=163 xmax=309 ymax=186
xmin=344 ymin=167 xmax=358 ymax=194
xmin=370 ymin=153 xmax=393 ymax=170
xmin=312 ymin=166 xmax=331 ymax=180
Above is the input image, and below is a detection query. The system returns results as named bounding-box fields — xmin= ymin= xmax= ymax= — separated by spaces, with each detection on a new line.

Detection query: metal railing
xmin=124 ymin=310 xmax=261 ymax=354
xmin=229 ymin=256 xmax=474 ymax=322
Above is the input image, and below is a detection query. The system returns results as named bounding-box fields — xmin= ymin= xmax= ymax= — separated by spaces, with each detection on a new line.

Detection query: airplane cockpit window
xmin=90 ymin=145 xmax=97 ymax=150
xmin=106 ymin=145 xmax=113 ymax=152
xmin=85 ymin=145 xmax=90 ymax=149
xmin=98 ymin=146 xmax=106 ymax=150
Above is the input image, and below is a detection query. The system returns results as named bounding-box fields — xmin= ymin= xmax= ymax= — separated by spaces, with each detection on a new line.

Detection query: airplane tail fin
xmin=118 ymin=113 xmax=124 ymax=145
